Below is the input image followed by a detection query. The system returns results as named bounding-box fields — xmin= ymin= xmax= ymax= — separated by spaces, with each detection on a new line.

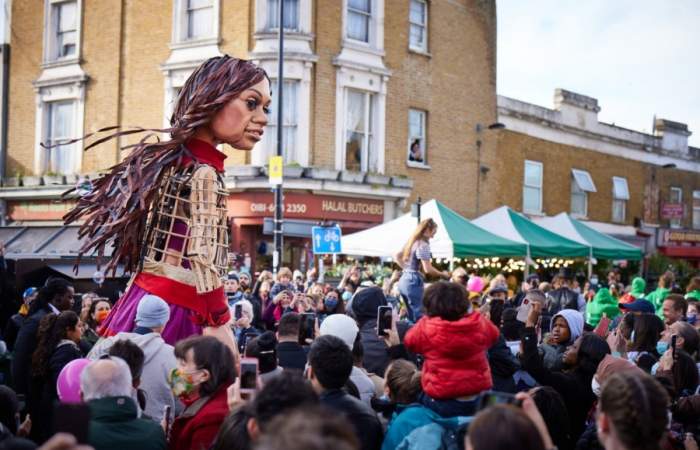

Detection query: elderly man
xmin=81 ymin=357 xmax=165 ymax=450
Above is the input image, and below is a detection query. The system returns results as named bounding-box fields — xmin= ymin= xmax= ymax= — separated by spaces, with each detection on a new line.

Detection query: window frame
xmin=172 ymin=0 xmax=220 ymax=45
xmin=265 ymin=0 xmax=300 ymax=32
xmin=407 ymin=108 xmax=427 ymax=167
xmin=570 ymin=177 xmax=588 ymax=218
xmin=571 ymin=168 xmax=597 ymax=193
xmin=264 ymin=78 xmax=300 ymax=164
xmin=42 ymin=99 xmax=78 ymax=175
xmin=346 ymin=0 xmax=372 ymax=44
xmin=343 ymin=88 xmax=377 ymax=173
xmin=670 ymin=186 xmax=683 ymax=229
xmin=43 ymin=0 xmax=82 ymax=64
xmin=692 ymin=190 xmax=700 ymax=230
xmin=408 ymin=0 xmax=428 ymax=53
xmin=523 ymin=160 xmax=543 ymax=215
xmin=612 ymin=176 xmax=629 ymax=223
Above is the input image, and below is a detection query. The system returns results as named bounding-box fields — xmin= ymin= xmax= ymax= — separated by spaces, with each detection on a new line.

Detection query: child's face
xmin=279 ymin=275 xmax=291 ymax=284
xmin=550 ymin=317 xmax=571 ymax=345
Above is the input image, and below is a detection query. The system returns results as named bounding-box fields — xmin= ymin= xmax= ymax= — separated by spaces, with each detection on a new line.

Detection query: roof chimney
xmin=553 ymin=89 xmax=600 ymax=130
xmin=654 ymin=118 xmax=691 ymax=154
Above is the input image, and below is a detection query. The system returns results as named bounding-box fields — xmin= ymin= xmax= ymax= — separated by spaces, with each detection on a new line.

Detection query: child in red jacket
xmin=404 ymin=281 xmax=499 ymax=417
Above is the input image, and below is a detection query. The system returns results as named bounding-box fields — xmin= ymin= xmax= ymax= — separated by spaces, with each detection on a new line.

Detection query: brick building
xmin=494 ymin=89 xmax=700 ymax=265
xmin=0 ymin=0 xmax=499 ymax=275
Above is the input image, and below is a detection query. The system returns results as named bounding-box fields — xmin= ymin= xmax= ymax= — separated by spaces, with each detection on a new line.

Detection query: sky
xmin=497 ymin=0 xmax=700 ymax=147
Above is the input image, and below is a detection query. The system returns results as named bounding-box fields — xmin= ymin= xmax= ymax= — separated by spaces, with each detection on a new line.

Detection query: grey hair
xmin=80 ymin=357 xmax=133 ymax=401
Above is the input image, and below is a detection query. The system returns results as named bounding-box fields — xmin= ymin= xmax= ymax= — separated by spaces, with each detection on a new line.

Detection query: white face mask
xmin=591 ymin=376 xmax=602 ymax=397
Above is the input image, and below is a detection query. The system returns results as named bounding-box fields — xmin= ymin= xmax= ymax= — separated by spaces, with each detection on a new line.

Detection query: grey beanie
xmin=135 ymin=295 xmax=170 ymax=328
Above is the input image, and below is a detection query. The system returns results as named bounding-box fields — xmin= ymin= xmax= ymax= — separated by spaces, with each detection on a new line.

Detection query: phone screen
xmin=516 ymin=298 xmax=531 ymax=323
xmin=163 ymin=405 xmax=172 ymax=435
xmin=377 ymin=306 xmax=393 ymax=337
xmin=593 ymin=316 xmax=611 ymax=338
xmin=240 ymin=358 xmax=258 ymax=391
xmin=302 ymin=313 xmax=316 ymax=342
xmin=53 ymin=403 xmax=91 ymax=444
xmin=234 ymin=303 xmax=243 ymax=320
xmin=477 ymin=391 xmax=519 ymax=411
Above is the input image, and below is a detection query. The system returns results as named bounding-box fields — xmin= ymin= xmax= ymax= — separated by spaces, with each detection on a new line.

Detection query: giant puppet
xmin=62 ymin=56 xmax=271 ymax=344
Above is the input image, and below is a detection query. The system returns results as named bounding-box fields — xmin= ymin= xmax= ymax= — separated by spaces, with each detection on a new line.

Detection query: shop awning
xmin=472 ymin=206 xmax=590 ymax=258
xmin=1 ymin=225 xmax=113 ymax=259
xmin=533 ymin=213 xmax=643 ymax=260
xmin=341 ymin=200 xmax=527 ymax=259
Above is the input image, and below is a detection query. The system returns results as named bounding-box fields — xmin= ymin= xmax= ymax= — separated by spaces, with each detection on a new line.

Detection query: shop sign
xmin=8 ymin=200 xmax=76 ymax=221
xmin=229 ymin=192 xmax=385 ymax=223
xmin=658 ymin=229 xmax=700 ymax=246
xmin=661 ymin=203 xmax=684 ymax=219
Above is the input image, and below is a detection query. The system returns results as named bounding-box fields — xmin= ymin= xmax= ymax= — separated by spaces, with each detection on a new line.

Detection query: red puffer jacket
xmin=405 ymin=312 xmax=499 ymax=399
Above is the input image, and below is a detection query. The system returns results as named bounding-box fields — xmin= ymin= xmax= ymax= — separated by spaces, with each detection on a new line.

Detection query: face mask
xmin=95 ymin=309 xmax=110 ymax=324
xmin=324 ymin=298 xmax=339 ymax=310
xmin=591 ymin=376 xmax=602 ymax=397
xmin=688 ymin=313 xmax=697 ymax=325
xmin=590 ymin=276 xmax=599 ymax=286
xmin=342 ymin=291 xmax=352 ymax=302
xmin=656 ymin=341 xmax=669 ymax=355
xmin=651 ymin=362 xmax=660 ymax=376
xmin=573 ymin=287 xmax=581 ymax=294
xmin=169 ymin=368 xmax=202 ymax=402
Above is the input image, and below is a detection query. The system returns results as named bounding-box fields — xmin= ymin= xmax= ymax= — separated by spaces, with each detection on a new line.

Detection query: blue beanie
xmin=135 ymin=295 xmax=170 ymax=328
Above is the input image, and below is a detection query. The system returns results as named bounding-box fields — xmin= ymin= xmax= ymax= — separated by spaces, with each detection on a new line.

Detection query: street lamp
xmin=475 ymin=122 xmax=505 ymax=215
xmin=272 ymin=0 xmax=285 ymax=275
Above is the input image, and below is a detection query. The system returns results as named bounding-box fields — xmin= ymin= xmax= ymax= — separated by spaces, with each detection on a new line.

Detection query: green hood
xmin=686 ymin=290 xmax=700 ymax=301
xmin=586 ymin=288 xmax=620 ymax=327
xmin=646 ymin=287 xmax=671 ymax=317
xmin=630 ymin=277 xmax=646 ymax=297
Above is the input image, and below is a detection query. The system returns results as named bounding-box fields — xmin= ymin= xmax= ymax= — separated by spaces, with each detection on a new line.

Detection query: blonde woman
xmin=394 ymin=218 xmax=449 ymax=321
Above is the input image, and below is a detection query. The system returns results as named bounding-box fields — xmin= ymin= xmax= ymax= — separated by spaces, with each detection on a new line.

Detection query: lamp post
xmin=272 ymin=0 xmax=285 ymax=275
xmin=474 ymin=122 xmax=505 ymax=216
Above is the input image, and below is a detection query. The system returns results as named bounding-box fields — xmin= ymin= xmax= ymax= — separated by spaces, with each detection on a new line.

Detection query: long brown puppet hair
xmin=61 ymin=56 xmax=268 ymax=275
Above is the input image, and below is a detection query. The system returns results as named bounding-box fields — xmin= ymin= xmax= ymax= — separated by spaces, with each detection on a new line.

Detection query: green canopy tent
xmin=472 ymin=207 xmax=591 ymax=274
xmin=340 ymin=200 xmax=527 ymax=259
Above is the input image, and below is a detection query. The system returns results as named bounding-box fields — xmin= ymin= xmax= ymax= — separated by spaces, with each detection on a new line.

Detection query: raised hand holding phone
xmin=526 ymin=301 xmax=542 ymax=328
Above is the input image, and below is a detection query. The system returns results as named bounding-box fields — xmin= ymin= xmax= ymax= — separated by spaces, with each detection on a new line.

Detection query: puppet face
xmin=209 ymin=78 xmax=271 ymax=151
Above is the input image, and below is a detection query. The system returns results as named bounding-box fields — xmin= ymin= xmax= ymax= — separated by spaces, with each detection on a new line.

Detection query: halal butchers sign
xmin=228 ymin=192 xmax=385 ymax=223
xmin=658 ymin=229 xmax=700 ymax=247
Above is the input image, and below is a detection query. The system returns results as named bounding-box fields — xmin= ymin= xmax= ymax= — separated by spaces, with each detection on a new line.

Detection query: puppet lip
xmin=245 ymin=129 xmax=263 ymax=141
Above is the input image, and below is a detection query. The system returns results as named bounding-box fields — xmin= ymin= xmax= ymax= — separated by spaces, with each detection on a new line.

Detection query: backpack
xmin=396 ymin=417 xmax=473 ymax=450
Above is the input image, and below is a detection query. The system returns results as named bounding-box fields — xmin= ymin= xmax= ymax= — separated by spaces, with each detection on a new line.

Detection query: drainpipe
xmin=0 ymin=43 xmax=9 ymax=226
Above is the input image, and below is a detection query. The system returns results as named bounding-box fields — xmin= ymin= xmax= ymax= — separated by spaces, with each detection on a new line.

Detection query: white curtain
xmin=187 ymin=0 xmax=213 ymax=39
xmin=345 ymin=90 xmax=366 ymax=171
xmin=265 ymin=79 xmax=299 ymax=164
xmin=267 ymin=0 xmax=299 ymax=30
xmin=47 ymin=101 xmax=75 ymax=175
xmin=347 ymin=0 xmax=370 ymax=42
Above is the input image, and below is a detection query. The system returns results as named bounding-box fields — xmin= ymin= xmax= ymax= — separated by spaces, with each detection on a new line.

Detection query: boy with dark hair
xmin=307 ymin=335 xmax=383 ymax=450
xmin=276 ymin=313 xmax=308 ymax=371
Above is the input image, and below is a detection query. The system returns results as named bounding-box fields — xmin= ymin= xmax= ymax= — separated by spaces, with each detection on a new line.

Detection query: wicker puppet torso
xmin=141 ymin=163 xmax=228 ymax=287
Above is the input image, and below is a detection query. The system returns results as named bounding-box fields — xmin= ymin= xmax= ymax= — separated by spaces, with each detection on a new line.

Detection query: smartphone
xmin=163 ymin=405 xmax=172 ymax=436
xmin=516 ymin=298 xmax=531 ymax=323
xmin=234 ymin=303 xmax=243 ymax=320
xmin=52 ymin=403 xmax=91 ymax=444
xmin=240 ymin=357 xmax=259 ymax=393
xmin=477 ymin=391 xmax=521 ymax=411
xmin=593 ymin=315 xmax=611 ymax=338
xmin=301 ymin=312 xmax=316 ymax=342
xmin=671 ymin=335 xmax=677 ymax=359
xmin=377 ymin=305 xmax=393 ymax=337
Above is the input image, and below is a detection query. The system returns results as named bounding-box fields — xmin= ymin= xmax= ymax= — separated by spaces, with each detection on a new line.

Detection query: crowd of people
xmin=0 ymin=247 xmax=698 ymax=450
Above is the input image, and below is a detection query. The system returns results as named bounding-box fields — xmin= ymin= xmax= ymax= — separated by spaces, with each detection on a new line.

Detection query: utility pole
xmin=272 ymin=0 xmax=285 ymax=275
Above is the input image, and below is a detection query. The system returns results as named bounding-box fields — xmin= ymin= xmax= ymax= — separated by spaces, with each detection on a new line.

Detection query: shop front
xmin=227 ymin=190 xmax=397 ymax=272
xmin=657 ymin=228 xmax=700 ymax=266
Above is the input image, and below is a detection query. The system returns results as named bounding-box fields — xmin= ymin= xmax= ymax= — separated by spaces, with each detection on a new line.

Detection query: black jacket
xmin=546 ymin=288 xmax=580 ymax=315
xmin=488 ymin=333 xmax=519 ymax=393
xmin=320 ymin=389 xmax=383 ymax=450
xmin=358 ymin=320 xmax=411 ymax=376
xmin=276 ymin=341 xmax=308 ymax=371
xmin=11 ymin=308 xmax=51 ymax=395
xmin=3 ymin=313 xmax=25 ymax=352
xmin=520 ymin=326 xmax=596 ymax=441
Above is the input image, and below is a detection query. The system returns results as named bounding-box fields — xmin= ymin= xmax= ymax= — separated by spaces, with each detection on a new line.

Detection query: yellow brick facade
xmin=5 ymin=0 xmax=497 ymax=219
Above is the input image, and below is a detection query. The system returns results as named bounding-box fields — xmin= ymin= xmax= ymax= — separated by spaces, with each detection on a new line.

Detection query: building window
xmin=670 ymin=186 xmax=683 ymax=229
xmin=570 ymin=169 xmax=596 ymax=218
xmin=186 ymin=0 xmax=214 ymax=40
xmin=523 ymin=160 xmax=543 ymax=214
xmin=407 ymin=109 xmax=426 ymax=165
xmin=264 ymin=79 xmax=299 ymax=164
xmin=612 ymin=176 xmax=629 ymax=223
xmin=43 ymin=100 xmax=76 ymax=175
xmin=409 ymin=0 xmax=427 ymax=52
xmin=46 ymin=0 xmax=79 ymax=61
xmin=266 ymin=0 xmax=299 ymax=31
xmin=347 ymin=0 xmax=371 ymax=43
xmin=693 ymin=190 xmax=700 ymax=230
xmin=344 ymin=89 xmax=377 ymax=172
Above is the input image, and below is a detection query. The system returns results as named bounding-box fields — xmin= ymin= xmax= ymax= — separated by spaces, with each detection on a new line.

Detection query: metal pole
xmin=273 ymin=0 xmax=285 ymax=275
xmin=475 ymin=138 xmax=482 ymax=216
xmin=417 ymin=196 xmax=422 ymax=224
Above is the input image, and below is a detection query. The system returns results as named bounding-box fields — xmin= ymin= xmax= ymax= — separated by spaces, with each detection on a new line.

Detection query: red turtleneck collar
xmin=184 ymin=138 xmax=227 ymax=173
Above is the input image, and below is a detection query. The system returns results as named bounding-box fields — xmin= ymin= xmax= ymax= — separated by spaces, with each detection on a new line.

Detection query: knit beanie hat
xmin=320 ymin=314 xmax=359 ymax=350
xmin=630 ymin=277 xmax=646 ymax=298
xmin=350 ymin=286 xmax=387 ymax=322
xmin=135 ymin=295 xmax=170 ymax=328
xmin=551 ymin=309 xmax=584 ymax=343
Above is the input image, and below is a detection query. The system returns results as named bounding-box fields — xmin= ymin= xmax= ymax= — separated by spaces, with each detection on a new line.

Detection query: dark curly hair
xmin=31 ymin=310 xmax=80 ymax=379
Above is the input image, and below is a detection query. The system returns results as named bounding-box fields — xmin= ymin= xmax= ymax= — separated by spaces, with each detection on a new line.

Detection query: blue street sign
xmin=312 ymin=226 xmax=342 ymax=254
